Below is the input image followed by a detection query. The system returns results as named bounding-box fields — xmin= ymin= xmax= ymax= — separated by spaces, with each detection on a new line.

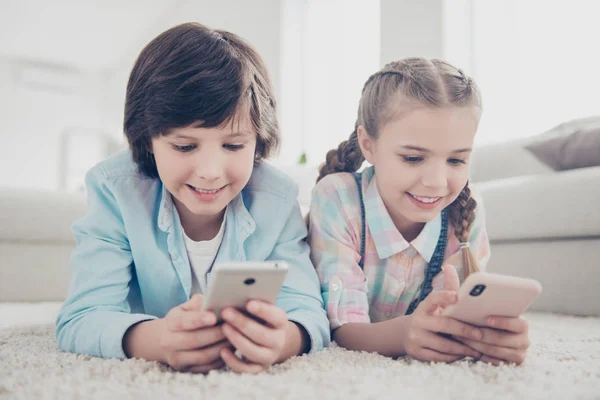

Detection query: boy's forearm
xmin=123 ymin=319 xmax=165 ymax=362
xmin=333 ymin=316 xmax=411 ymax=357
xmin=277 ymin=321 xmax=310 ymax=363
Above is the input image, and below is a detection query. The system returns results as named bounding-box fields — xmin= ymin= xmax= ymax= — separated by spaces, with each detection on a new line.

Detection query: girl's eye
xmin=223 ymin=144 xmax=245 ymax=151
xmin=173 ymin=144 xmax=196 ymax=152
xmin=402 ymin=155 xmax=423 ymax=164
xmin=448 ymin=158 xmax=466 ymax=165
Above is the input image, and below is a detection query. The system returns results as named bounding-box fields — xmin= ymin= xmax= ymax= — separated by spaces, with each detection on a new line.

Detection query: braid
xmin=448 ymin=183 xmax=479 ymax=279
xmin=317 ymin=127 xmax=364 ymax=183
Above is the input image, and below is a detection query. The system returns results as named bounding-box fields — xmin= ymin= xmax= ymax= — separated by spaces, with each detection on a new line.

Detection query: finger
xmin=222 ymin=307 xmax=279 ymax=348
xmin=220 ymin=348 xmax=267 ymax=374
xmin=222 ymin=322 xmax=273 ymax=365
xmin=474 ymin=328 xmax=530 ymax=350
xmin=487 ymin=316 xmax=528 ymax=334
xmin=168 ymin=339 xmax=232 ymax=371
xmin=442 ymin=264 xmax=460 ymax=292
xmin=167 ymin=325 xmax=227 ymax=351
xmin=412 ymin=348 xmax=464 ymax=363
xmin=246 ymin=301 xmax=288 ymax=329
xmin=419 ymin=332 xmax=482 ymax=358
xmin=460 ymin=339 xmax=526 ymax=365
xmin=185 ymin=358 xmax=226 ymax=374
xmin=418 ymin=291 xmax=458 ymax=314
xmin=478 ymin=354 xmax=505 ymax=366
xmin=167 ymin=310 xmax=218 ymax=331
xmin=180 ymin=294 xmax=204 ymax=311
xmin=421 ymin=316 xmax=483 ymax=341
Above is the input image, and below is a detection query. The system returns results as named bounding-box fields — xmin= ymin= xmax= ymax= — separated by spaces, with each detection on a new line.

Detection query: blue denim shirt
xmin=56 ymin=150 xmax=330 ymax=359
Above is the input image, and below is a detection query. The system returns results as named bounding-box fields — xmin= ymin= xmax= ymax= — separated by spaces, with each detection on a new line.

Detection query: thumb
xmin=443 ymin=264 xmax=460 ymax=292
xmin=180 ymin=294 xmax=204 ymax=311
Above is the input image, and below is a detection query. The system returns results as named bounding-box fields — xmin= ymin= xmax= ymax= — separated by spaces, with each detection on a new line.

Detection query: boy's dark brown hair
xmin=124 ymin=22 xmax=279 ymax=178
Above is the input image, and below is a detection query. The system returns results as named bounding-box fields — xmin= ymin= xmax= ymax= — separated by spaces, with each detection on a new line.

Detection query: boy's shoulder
xmin=88 ymin=150 xmax=148 ymax=181
xmin=246 ymin=162 xmax=300 ymax=201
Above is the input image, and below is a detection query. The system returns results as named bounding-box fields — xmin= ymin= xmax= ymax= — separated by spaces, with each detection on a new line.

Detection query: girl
xmin=308 ymin=58 xmax=530 ymax=365
xmin=56 ymin=23 xmax=329 ymax=374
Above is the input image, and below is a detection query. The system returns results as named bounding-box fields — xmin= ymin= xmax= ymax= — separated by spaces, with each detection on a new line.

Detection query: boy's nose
xmin=195 ymin=154 xmax=222 ymax=182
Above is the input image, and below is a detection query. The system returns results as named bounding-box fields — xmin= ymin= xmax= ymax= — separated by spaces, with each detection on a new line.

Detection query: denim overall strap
xmin=353 ymin=172 xmax=366 ymax=269
xmin=405 ymin=209 xmax=449 ymax=315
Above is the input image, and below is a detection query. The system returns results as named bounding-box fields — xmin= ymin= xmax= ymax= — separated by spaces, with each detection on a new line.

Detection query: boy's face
xmin=152 ymin=119 xmax=257 ymax=230
xmin=358 ymin=106 xmax=480 ymax=237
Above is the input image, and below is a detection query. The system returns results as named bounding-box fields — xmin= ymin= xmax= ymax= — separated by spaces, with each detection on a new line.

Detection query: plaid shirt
xmin=308 ymin=166 xmax=491 ymax=330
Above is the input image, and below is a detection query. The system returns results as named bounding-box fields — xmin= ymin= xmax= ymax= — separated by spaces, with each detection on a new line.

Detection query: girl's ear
xmin=357 ymin=125 xmax=375 ymax=164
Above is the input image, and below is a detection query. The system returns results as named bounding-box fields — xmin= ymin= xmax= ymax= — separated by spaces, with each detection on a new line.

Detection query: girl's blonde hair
xmin=317 ymin=57 xmax=481 ymax=279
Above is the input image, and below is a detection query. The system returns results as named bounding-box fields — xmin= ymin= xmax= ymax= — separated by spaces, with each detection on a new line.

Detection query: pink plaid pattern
xmin=308 ymin=167 xmax=491 ymax=330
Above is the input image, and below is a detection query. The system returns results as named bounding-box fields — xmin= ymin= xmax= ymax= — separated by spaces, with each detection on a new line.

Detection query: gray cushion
xmin=526 ymin=116 xmax=600 ymax=170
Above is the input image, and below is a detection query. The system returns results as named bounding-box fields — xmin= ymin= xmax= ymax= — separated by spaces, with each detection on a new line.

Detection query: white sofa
xmin=0 ymin=188 xmax=86 ymax=302
xmin=470 ymin=138 xmax=600 ymax=316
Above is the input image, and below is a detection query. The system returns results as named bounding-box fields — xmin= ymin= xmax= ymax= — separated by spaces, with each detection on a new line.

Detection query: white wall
xmin=0 ymin=1 xmax=282 ymax=191
xmin=380 ymin=0 xmax=444 ymax=66
xmin=0 ymin=59 xmax=115 ymax=191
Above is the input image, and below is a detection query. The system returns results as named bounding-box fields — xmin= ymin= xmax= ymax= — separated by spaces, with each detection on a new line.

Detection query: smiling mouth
xmin=187 ymin=184 xmax=226 ymax=194
xmin=408 ymin=193 xmax=443 ymax=204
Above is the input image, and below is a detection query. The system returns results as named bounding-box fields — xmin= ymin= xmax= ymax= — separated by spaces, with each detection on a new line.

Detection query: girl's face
xmin=152 ymin=119 xmax=257 ymax=230
xmin=358 ymin=106 xmax=480 ymax=237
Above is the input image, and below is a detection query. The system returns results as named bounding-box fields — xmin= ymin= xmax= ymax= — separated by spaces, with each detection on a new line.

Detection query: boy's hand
xmin=219 ymin=300 xmax=290 ymax=374
xmin=456 ymin=316 xmax=530 ymax=365
xmin=159 ymin=294 xmax=232 ymax=373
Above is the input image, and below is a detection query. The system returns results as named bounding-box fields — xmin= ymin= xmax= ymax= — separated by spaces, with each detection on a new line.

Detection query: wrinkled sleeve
xmin=469 ymin=189 xmax=491 ymax=271
xmin=267 ymin=200 xmax=331 ymax=352
xmin=307 ymin=177 xmax=370 ymax=330
xmin=55 ymin=167 xmax=156 ymax=360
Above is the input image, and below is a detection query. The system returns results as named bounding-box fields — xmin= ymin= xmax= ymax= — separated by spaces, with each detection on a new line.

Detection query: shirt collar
xmin=362 ymin=167 xmax=410 ymax=259
xmin=410 ymin=212 xmax=442 ymax=263
xmin=157 ymin=184 xmax=256 ymax=237
xmin=362 ymin=166 xmax=442 ymax=262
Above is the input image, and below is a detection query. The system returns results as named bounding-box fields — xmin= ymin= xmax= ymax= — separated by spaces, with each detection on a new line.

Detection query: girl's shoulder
xmin=313 ymin=172 xmax=361 ymax=204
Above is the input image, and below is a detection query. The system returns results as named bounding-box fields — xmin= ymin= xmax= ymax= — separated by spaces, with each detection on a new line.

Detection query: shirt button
xmin=331 ymin=283 xmax=340 ymax=291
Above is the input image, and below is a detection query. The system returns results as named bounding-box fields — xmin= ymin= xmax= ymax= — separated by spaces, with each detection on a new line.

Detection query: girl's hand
xmin=401 ymin=290 xmax=484 ymax=362
xmin=158 ymin=295 xmax=233 ymax=373
xmin=400 ymin=264 xmax=483 ymax=363
xmin=456 ymin=316 xmax=530 ymax=365
xmin=219 ymin=300 xmax=289 ymax=374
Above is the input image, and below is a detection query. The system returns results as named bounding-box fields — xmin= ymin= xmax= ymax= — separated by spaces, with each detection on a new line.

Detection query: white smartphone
xmin=201 ymin=261 xmax=289 ymax=320
xmin=443 ymin=272 xmax=543 ymax=327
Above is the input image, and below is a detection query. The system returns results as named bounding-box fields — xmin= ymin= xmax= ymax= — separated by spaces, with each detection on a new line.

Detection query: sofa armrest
xmin=475 ymin=166 xmax=600 ymax=241
xmin=470 ymin=138 xmax=553 ymax=183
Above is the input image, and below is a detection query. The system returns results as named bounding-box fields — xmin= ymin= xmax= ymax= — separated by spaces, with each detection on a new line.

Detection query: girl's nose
xmin=421 ymin=163 xmax=447 ymax=189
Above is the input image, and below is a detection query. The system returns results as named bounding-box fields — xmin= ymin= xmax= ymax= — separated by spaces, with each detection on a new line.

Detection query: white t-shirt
xmin=182 ymin=210 xmax=227 ymax=294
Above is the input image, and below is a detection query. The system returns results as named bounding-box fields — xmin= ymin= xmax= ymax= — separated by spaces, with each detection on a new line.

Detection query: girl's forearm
xmin=333 ymin=316 xmax=411 ymax=357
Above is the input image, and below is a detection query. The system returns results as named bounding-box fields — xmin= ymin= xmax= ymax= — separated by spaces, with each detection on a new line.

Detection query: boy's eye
xmin=448 ymin=158 xmax=466 ymax=165
xmin=223 ymin=143 xmax=245 ymax=151
xmin=402 ymin=155 xmax=423 ymax=164
xmin=173 ymin=144 xmax=196 ymax=152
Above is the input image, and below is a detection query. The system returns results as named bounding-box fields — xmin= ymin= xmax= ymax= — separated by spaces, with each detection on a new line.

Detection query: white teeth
xmin=410 ymin=194 xmax=441 ymax=204
xmin=193 ymin=187 xmax=220 ymax=194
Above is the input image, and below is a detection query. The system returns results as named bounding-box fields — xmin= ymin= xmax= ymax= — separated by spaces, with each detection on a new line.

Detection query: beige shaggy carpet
xmin=1 ymin=303 xmax=599 ymax=400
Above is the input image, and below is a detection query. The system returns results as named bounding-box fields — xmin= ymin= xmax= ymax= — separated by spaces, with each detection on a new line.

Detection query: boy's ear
xmin=357 ymin=125 xmax=375 ymax=164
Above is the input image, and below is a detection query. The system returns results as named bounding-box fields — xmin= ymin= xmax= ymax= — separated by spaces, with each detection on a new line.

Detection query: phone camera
xmin=244 ymin=278 xmax=256 ymax=286
xmin=469 ymin=284 xmax=486 ymax=297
